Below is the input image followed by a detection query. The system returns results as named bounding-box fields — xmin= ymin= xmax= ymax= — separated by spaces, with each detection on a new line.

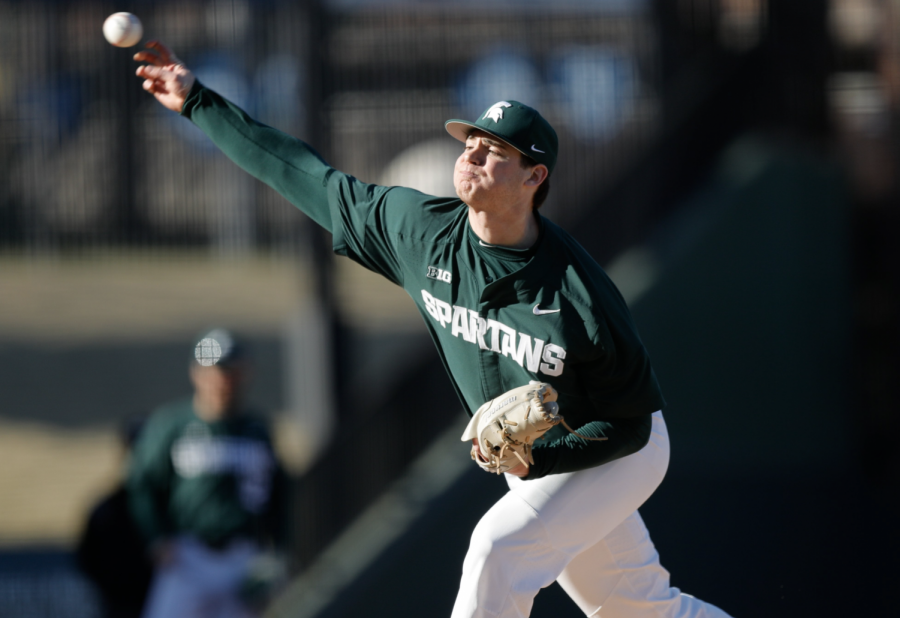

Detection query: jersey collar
xmin=467 ymin=215 xmax=543 ymax=262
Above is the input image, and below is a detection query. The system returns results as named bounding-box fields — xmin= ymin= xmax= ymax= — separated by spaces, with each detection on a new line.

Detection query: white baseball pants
xmin=141 ymin=536 xmax=259 ymax=618
xmin=451 ymin=412 xmax=733 ymax=618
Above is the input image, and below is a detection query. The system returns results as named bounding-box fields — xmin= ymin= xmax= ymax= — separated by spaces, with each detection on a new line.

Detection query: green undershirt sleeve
xmin=180 ymin=81 xmax=335 ymax=231
xmin=527 ymin=413 xmax=652 ymax=479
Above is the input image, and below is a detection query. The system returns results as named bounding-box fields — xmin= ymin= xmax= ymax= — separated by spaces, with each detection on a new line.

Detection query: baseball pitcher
xmin=133 ymin=41 xmax=733 ymax=618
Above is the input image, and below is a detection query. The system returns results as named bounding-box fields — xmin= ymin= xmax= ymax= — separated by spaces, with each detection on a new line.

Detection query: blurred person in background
xmin=128 ymin=328 xmax=288 ymax=618
xmin=76 ymin=416 xmax=154 ymax=618
xmin=134 ymin=42 xmax=731 ymax=618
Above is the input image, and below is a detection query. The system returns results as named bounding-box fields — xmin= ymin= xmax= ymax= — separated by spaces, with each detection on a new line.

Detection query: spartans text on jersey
xmin=421 ymin=290 xmax=566 ymax=376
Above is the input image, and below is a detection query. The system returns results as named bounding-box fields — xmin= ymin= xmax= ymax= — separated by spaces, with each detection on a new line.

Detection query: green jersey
xmin=128 ymin=399 xmax=285 ymax=548
xmin=182 ymin=83 xmax=665 ymax=478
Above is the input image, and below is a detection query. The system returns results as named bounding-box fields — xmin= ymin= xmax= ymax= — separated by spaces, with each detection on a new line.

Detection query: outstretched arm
xmin=133 ymin=41 xmax=336 ymax=232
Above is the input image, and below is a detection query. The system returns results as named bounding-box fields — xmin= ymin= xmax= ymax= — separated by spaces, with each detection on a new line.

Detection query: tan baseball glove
xmin=461 ymin=381 xmax=606 ymax=475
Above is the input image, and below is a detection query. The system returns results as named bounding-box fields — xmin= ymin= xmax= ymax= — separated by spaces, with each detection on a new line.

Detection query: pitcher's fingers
xmin=133 ymin=49 xmax=163 ymax=65
xmin=142 ymin=78 xmax=160 ymax=93
xmin=142 ymin=78 xmax=170 ymax=95
xmin=136 ymin=65 xmax=173 ymax=80
xmin=145 ymin=40 xmax=177 ymax=64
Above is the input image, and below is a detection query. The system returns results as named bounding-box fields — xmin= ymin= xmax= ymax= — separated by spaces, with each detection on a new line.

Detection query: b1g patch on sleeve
xmin=427 ymin=266 xmax=452 ymax=284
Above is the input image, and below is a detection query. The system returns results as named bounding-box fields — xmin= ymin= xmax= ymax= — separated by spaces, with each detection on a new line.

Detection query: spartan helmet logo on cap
xmin=483 ymin=101 xmax=512 ymax=123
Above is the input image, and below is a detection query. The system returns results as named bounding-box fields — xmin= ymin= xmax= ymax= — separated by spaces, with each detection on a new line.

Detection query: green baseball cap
xmin=445 ymin=101 xmax=558 ymax=174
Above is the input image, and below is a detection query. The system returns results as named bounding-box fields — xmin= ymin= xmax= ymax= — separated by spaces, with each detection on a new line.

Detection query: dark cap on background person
xmin=192 ymin=328 xmax=246 ymax=368
xmin=445 ymin=100 xmax=559 ymax=174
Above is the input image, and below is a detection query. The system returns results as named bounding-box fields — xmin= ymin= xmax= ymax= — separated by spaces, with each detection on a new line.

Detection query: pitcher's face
xmin=454 ymin=130 xmax=533 ymax=212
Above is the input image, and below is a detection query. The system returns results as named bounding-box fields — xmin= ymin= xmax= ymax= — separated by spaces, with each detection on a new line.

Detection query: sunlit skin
xmin=134 ymin=41 xmax=539 ymax=476
xmin=133 ymin=41 xmax=195 ymax=113
xmin=454 ymin=130 xmax=548 ymax=251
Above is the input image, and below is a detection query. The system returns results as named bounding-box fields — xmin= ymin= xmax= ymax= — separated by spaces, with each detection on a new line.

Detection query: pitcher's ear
xmin=525 ymin=164 xmax=548 ymax=187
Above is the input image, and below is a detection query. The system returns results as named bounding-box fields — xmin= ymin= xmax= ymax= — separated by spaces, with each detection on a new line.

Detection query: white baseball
xmin=102 ymin=12 xmax=143 ymax=48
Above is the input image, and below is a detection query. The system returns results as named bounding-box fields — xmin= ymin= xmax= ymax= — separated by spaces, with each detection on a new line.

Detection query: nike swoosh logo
xmin=479 ymin=240 xmax=494 ymax=247
xmin=532 ymin=304 xmax=560 ymax=315
xmin=531 ymin=145 xmax=545 ymax=154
